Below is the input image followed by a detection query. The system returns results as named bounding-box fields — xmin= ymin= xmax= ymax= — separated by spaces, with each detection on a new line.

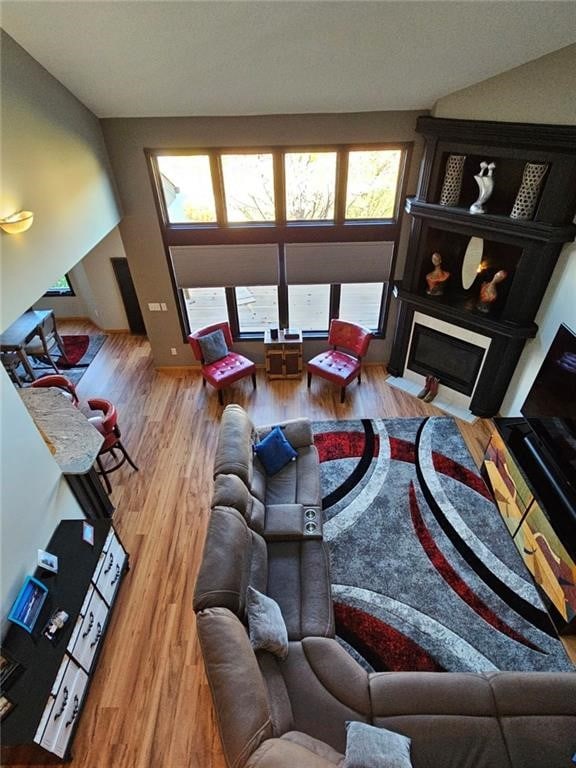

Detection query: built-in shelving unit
xmin=389 ymin=116 xmax=576 ymax=418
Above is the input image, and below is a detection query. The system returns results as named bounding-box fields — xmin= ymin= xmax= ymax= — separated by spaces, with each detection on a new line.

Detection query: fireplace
xmin=407 ymin=324 xmax=485 ymax=396
xmin=388 ymin=311 xmax=494 ymax=421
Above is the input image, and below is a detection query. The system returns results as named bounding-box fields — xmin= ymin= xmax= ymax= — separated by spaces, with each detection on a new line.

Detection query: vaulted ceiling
xmin=2 ymin=1 xmax=576 ymax=118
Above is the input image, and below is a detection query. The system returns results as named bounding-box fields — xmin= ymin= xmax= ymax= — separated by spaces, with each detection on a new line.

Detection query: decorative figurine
xmin=439 ymin=154 xmax=466 ymax=206
xmin=425 ymin=252 xmax=450 ymax=296
xmin=476 ymin=269 xmax=508 ymax=313
xmin=510 ymin=162 xmax=548 ymax=220
xmin=470 ymin=161 xmax=496 ymax=214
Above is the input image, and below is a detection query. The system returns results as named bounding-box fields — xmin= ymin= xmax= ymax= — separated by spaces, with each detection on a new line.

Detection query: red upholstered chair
xmin=30 ymin=374 xmax=79 ymax=405
xmin=307 ymin=319 xmax=372 ymax=403
xmin=188 ymin=322 xmax=256 ymax=405
xmin=87 ymin=398 xmax=139 ymax=494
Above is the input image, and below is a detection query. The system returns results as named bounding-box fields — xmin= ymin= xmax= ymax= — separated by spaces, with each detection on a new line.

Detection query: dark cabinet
xmin=389 ymin=117 xmax=576 ymax=417
xmin=1 ymin=520 xmax=128 ymax=764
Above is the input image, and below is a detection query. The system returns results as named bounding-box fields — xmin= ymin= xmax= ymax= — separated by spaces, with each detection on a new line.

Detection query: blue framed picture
xmin=8 ymin=576 xmax=48 ymax=633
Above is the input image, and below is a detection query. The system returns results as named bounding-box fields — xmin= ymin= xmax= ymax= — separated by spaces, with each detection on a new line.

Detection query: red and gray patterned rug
xmin=313 ymin=417 xmax=573 ymax=673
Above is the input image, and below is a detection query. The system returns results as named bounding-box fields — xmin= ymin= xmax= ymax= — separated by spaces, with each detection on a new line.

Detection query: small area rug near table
xmin=21 ymin=334 xmax=107 ymax=385
xmin=312 ymin=417 xmax=573 ymax=673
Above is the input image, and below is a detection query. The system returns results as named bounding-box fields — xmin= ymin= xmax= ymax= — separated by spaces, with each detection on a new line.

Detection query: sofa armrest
xmin=245 ymin=737 xmax=342 ymax=768
xmin=257 ymin=418 xmax=314 ymax=448
xmin=196 ymin=607 xmax=274 ymax=768
xmin=264 ymin=505 xmax=323 ymax=540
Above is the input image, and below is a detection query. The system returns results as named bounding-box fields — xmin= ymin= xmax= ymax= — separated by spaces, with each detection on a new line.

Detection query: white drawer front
xmin=94 ymin=533 xmax=126 ymax=605
xmin=68 ymin=588 xmax=109 ymax=672
xmin=35 ymin=658 xmax=88 ymax=759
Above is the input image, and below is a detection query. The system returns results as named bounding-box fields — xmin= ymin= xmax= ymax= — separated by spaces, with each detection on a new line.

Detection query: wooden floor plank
xmin=15 ymin=320 xmax=572 ymax=768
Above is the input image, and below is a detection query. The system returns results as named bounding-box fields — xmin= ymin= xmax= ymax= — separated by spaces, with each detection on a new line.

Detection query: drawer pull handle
xmin=110 ymin=563 xmax=121 ymax=586
xmin=104 ymin=552 xmax=114 ymax=574
xmin=54 ymin=686 xmax=68 ymax=720
xmin=90 ymin=622 xmax=103 ymax=648
xmin=82 ymin=611 xmax=94 ymax=638
xmin=65 ymin=695 xmax=79 ymax=727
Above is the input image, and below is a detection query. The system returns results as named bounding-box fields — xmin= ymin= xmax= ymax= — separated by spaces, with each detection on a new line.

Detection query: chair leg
xmin=340 ymin=386 xmax=346 ymax=404
xmin=307 ymin=371 xmax=312 ymax=388
xmin=251 ymin=372 xmax=257 ymax=389
xmin=218 ymin=389 xmax=224 ymax=405
xmin=118 ymin=441 xmax=139 ymax=471
xmin=96 ymin=456 xmax=113 ymax=494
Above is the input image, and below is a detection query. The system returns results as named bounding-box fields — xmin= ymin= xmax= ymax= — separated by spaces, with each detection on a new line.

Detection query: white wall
xmin=0 ymin=30 xmax=120 ymax=330
xmin=34 ymin=227 xmax=130 ymax=331
xmin=433 ymin=43 xmax=576 ymax=125
xmin=0 ymin=32 xmax=122 ymax=622
xmin=433 ymin=44 xmax=576 ymax=415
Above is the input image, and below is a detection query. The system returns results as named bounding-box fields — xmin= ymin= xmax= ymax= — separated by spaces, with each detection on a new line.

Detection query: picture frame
xmin=82 ymin=521 xmax=95 ymax=546
xmin=37 ymin=549 xmax=58 ymax=574
xmin=8 ymin=576 xmax=48 ymax=633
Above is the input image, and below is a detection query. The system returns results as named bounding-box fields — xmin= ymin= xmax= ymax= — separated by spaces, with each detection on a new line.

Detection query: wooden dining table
xmin=0 ymin=309 xmax=55 ymax=381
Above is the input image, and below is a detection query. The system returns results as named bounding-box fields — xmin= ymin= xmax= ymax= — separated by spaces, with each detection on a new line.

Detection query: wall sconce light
xmin=0 ymin=210 xmax=34 ymax=234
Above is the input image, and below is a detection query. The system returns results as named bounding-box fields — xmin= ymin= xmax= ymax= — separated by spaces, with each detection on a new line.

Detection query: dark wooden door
xmin=111 ymin=258 xmax=146 ymax=335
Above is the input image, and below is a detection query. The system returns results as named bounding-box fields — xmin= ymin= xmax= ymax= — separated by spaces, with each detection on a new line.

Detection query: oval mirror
xmin=462 ymin=236 xmax=484 ymax=290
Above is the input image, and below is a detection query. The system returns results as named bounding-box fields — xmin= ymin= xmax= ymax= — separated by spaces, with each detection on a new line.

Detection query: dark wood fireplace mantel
xmin=389 ymin=117 xmax=576 ymax=418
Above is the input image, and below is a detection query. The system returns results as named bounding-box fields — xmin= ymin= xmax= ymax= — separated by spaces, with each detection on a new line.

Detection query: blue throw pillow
xmin=254 ymin=425 xmax=297 ymax=476
xmin=198 ymin=329 xmax=229 ymax=364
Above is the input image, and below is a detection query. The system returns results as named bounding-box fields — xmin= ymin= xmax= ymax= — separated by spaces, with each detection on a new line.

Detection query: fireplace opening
xmin=407 ymin=324 xmax=485 ymax=396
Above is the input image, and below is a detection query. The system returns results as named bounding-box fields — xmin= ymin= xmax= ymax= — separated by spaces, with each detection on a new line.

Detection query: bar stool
xmin=87 ymin=398 xmax=139 ymax=493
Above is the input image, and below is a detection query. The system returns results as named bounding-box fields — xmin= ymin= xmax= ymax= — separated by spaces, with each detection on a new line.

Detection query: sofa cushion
xmin=257 ymin=652 xmax=294 ymax=737
xmin=213 ymin=473 xmax=266 ymax=534
xmin=196 ymin=608 xmax=274 ymax=768
xmin=263 ymin=446 xmax=321 ymax=506
xmin=344 ymin=722 xmax=412 ymax=768
xmin=254 ymin=426 xmax=298 ymax=476
xmin=246 ymin=737 xmax=342 ymax=767
xmin=279 ymin=639 xmax=371 ymax=753
xmin=369 ymin=673 xmax=511 ymax=768
xmin=247 ymin=587 xmax=289 ymax=660
xmin=193 ymin=507 xmax=267 ymax=618
xmin=198 ymin=328 xmax=229 ymax=364
xmin=487 ymin=672 xmax=576 ymax=768
xmin=213 ymin=404 xmax=255 ymax=486
xmin=283 ymin=732 xmax=344 ymax=765
xmin=257 ymin=418 xmax=315 ymax=449
xmin=267 ymin=539 xmax=334 ymax=640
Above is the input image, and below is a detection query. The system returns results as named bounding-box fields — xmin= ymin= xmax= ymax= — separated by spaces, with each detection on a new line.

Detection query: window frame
xmin=43 ymin=274 xmax=75 ymax=298
xmin=146 ymin=142 xmax=413 ymax=342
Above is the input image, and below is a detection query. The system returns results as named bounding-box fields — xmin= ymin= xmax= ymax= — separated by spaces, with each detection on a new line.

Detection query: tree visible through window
xmin=221 ymin=154 xmax=275 ymax=223
xmin=345 ymin=150 xmax=402 ymax=220
xmin=285 ymin=152 xmax=337 ymax=221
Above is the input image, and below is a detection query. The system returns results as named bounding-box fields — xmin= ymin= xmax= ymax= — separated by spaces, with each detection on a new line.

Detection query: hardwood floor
xmin=18 ymin=321 xmax=567 ymax=768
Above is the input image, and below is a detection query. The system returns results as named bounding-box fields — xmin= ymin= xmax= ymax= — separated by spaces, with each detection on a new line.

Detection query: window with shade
xmin=148 ymin=144 xmax=409 ymax=339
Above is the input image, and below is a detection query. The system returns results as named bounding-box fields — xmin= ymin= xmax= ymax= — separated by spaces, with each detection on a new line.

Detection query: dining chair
xmin=24 ymin=314 xmax=69 ymax=373
xmin=307 ymin=319 xmax=372 ymax=403
xmin=188 ymin=321 xmax=256 ymax=405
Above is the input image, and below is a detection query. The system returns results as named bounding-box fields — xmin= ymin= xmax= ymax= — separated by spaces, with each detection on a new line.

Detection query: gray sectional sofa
xmin=193 ymin=405 xmax=576 ymax=768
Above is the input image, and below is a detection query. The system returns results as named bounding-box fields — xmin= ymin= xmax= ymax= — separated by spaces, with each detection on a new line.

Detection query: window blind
xmin=285 ymin=242 xmax=394 ymax=284
xmin=170 ymin=244 xmax=279 ymax=287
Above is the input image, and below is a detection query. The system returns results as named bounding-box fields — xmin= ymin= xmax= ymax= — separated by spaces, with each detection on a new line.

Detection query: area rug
xmin=20 ymin=334 xmax=107 ymax=385
xmin=313 ymin=417 xmax=573 ymax=673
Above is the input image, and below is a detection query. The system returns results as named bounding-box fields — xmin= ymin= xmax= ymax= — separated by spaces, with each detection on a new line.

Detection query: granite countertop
xmin=20 ymin=388 xmax=104 ymax=474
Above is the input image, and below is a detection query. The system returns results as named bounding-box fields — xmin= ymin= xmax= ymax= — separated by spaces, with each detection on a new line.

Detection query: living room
xmin=1 ymin=3 xmax=576 ymax=766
